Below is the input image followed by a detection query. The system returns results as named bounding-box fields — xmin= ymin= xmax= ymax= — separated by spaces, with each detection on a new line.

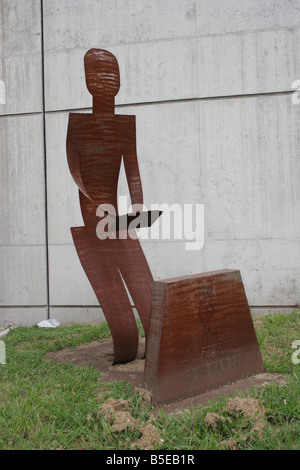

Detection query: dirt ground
xmin=44 ymin=338 xmax=287 ymax=415
xmin=98 ymin=395 xmax=163 ymax=450
xmin=44 ymin=338 xmax=146 ymax=387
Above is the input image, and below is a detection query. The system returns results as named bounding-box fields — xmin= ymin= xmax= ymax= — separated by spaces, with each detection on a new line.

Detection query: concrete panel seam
xmin=1 ymin=91 xmax=295 ymax=119
xmin=41 ymin=0 xmax=50 ymax=319
xmin=43 ymin=90 xmax=294 ymax=115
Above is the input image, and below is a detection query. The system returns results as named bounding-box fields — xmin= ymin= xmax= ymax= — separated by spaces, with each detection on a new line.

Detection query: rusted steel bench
xmin=144 ymin=269 xmax=264 ymax=404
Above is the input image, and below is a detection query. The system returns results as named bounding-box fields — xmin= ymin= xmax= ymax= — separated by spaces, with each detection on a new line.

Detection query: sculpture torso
xmin=67 ymin=113 xmax=136 ymax=214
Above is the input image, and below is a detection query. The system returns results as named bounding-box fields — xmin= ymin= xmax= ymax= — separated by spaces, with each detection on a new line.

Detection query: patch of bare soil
xmin=98 ymin=396 xmax=163 ymax=450
xmin=204 ymin=394 xmax=268 ymax=448
xmin=109 ymin=339 xmax=145 ymax=372
xmin=110 ymin=358 xmax=145 ymax=372
xmin=134 ymin=387 xmax=153 ymax=405
xmin=130 ymin=422 xmax=163 ymax=450
xmin=44 ymin=338 xmax=146 ymax=387
xmin=98 ymin=397 xmax=137 ymax=432
xmin=254 ymin=372 xmax=288 ymax=388
xmin=220 ymin=438 xmax=239 ymax=450
xmin=102 ymin=397 xmax=131 ymax=412
xmin=266 ymin=345 xmax=283 ymax=355
xmin=226 ymin=396 xmax=267 ymax=438
xmin=204 ymin=412 xmax=228 ymax=431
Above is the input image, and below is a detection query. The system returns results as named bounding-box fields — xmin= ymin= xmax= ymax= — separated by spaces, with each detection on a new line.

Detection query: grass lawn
xmin=0 ymin=311 xmax=299 ymax=450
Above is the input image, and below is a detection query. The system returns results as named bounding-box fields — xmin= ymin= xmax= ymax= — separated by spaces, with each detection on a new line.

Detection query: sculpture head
xmin=84 ymin=48 xmax=120 ymax=98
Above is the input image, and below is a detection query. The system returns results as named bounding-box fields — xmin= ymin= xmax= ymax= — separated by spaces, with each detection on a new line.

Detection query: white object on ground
xmin=0 ymin=341 xmax=6 ymax=364
xmin=0 ymin=328 xmax=11 ymax=339
xmin=37 ymin=319 xmax=60 ymax=328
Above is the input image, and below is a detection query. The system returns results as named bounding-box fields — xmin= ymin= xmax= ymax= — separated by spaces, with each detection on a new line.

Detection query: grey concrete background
xmin=0 ymin=0 xmax=299 ymax=326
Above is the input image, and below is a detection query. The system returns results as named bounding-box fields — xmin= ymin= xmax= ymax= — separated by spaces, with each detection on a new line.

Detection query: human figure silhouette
xmin=66 ymin=49 xmax=154 ymax=364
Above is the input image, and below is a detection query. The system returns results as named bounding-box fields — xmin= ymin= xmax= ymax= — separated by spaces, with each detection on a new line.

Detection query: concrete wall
xmin=1 ymin=0 xmax=300 ymax=326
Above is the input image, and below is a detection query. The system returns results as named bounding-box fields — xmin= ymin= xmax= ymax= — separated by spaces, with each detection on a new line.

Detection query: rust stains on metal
xmin=144 ymin=269 xmax=264 ymax=404
xmin=66 ymin=49 xmax=153 ymax=364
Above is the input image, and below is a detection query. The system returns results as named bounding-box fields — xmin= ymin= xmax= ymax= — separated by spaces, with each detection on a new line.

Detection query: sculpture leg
xmin=71 ymin=227 xmax=139 ymax=364
xmin=117 ymin=235 xmax=154 ymax=341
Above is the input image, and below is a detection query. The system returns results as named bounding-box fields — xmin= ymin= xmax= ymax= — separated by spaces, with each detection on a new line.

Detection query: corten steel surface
xmin=144 ymin=269 xmax=264 ymax=404
xmin=66 ymin=49 xmax=155 ymax=364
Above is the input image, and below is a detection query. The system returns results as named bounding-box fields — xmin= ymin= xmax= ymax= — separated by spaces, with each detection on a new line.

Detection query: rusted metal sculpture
xmin=67 ymin=49 xmax=155 ymax=364
xmin=67 ymin=49 xmax=264 ymax=404
xmin=144 ymin=270 xmax=264 ymax=404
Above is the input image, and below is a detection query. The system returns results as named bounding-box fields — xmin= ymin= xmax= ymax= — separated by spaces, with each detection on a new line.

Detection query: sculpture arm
xmin=66 ymin=114 xmax=94 ymax=203
xmin=123 ymin=117 xmax=144 ymax=207
xmin=123 ymin=151 xmax=144 ymax=207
